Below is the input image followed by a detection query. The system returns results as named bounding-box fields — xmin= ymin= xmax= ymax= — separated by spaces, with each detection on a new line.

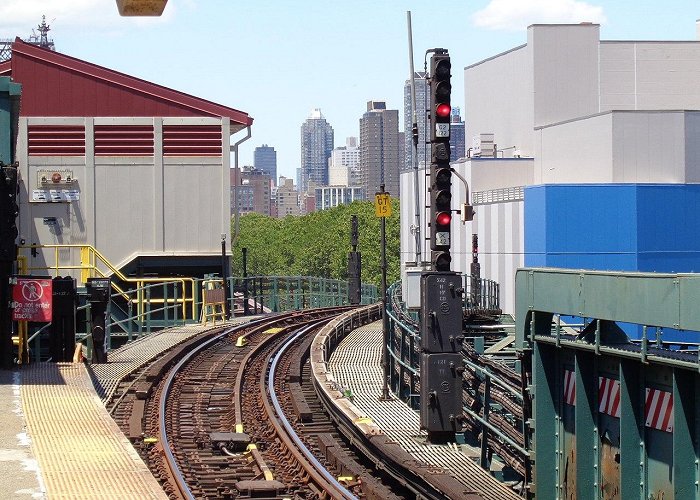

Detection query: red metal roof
xmin=8 ymin=39 xmax=252 ymax=132
xmin=0 ymin=60 xmax=10 ymax=76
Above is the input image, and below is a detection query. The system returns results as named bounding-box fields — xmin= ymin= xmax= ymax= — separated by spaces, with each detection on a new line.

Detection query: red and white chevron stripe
xmin=598 ymin=377 xmax=621 ymax=418
xmin=563 ymin=369 xmax=576 ymax=406
xmin=645 ymin=388 xmax=673 ymax=433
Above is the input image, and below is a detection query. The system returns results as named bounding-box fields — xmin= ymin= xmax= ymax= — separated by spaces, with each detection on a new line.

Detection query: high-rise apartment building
xmin=230 ymin=166 xmax=272 ymax=216
xmin=275 ymin=176 xmax=300 ymax=217
xmin=359 ymin=101 xmax=401 ymax=196
xmin=253 ymin=144 xmax=277 ymax=185
xmin=315 ymin=186 xmax=365 ymax=211
xmin=328 ymin=137 xmax=360 ymax=187
xmin=300 ymin=109 xmax=334 ymax=192
xmin=403 ymin=72 xmax=429 ymax=171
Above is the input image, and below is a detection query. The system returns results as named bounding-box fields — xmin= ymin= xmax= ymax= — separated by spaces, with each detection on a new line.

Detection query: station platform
xmin=328 ymin=321 xmax=521 ymax=500
xmin=1 ymin=321 xmax=245 ymax=499
xmin=0 ymin=316 xmax=517 ymax=499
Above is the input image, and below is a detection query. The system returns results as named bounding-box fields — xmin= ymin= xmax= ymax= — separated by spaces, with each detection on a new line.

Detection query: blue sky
xmin=1 ymin=0 xmax=698 ymax=181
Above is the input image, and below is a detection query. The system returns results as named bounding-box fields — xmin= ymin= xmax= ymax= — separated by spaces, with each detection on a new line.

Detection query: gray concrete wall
xmin=530 ymin=24 xmax=601 ymax=128
xmin=685 ymin=112 xmax=700 ymax=182
xmin=611 ymin=111 xmax=687 ymax=183
xmin=465 ymin=45 xmax=533 ymax=157
xmin=600 ymin=41 xmax=700 ymax=112
xmin=535 ymin=113 xmax=614 ymax=184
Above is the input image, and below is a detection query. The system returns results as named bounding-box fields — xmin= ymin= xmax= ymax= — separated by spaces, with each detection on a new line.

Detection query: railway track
xmin=108 ymin=307 xmax=467 ymax=498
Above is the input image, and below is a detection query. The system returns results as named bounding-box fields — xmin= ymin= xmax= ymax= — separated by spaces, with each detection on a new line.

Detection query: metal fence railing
xmin=23 ymin=275 xmax=379 ymax=362
xmin=384 ymin=276 xmax=526 ymax=478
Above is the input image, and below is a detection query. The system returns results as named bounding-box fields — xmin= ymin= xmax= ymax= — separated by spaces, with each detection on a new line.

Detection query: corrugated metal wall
xmin=17 ymin=116 xmax=230 ymax=276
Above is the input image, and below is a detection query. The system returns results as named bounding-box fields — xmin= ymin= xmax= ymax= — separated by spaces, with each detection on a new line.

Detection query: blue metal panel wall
xmin=637 ymin=184 xmax=700 ymax=273
xmin=524 ymin=184 xmax=640 ymax=271
xmin=524 ymin=184 xmax=700 ymax=340
xmin=525 ymin=184 xmax=700 ymax=272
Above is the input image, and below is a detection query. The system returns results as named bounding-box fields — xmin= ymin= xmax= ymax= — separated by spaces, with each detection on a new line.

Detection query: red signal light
xmin=436 ymin=211 xmax=452 ymax=226
xmin=436 ymin=103 xmax=451 ymax=118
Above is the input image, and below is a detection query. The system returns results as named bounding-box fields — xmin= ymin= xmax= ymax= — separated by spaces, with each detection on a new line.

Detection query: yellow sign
xmin=374 ymin=194 xmax=392 ymax=217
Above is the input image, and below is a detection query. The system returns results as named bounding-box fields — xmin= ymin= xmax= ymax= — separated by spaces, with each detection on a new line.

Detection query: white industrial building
xmin=401 ymin=22 xmax=700 ymax=315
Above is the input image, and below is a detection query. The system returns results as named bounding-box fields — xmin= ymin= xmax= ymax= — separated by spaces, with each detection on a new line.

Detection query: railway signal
xmin=420 ymin=50 xmax=463 ymax=442
xmin=428 ymin=51 xmax=453 ymax=272
xmin=0 ymin=164 xmax=18 ymax=262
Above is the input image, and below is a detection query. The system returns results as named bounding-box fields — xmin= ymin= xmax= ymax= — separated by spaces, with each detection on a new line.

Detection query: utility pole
xmin=221 ymin=233 xmax=230 ymax=318
xmin=379 ymin=183 xmax=390 ymax=400
xmin=348 ymin=215 xmax=361 ymax=305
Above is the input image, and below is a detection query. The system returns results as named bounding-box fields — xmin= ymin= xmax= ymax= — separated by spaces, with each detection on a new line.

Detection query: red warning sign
xmin=12 ymin=278 xmax=52 ymax=322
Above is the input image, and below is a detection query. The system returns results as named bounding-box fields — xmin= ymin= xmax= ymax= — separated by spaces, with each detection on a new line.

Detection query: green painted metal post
xmin=272 ymin=277 xmax=278 ymax=312
xmin=533 ymin=340 xmax=558 ymax=500
xmin=106 ymin=294 xmax=112 ymax=350
xmin=146 ymin=287 xmax=152 ymax=336
xmin=193 ymin=279 xmax=201 ymax=323
xmin=127 ymin=301 xmax=133 ymax=341
xmin=619 ymin=359 xmax=643 ymax=500
xmin=174 ymin=286 xmax=179 ymax=324
xmin=163 ymin=282 xmax=169 ymax=325
xmin=86 ymin=303 xmax=93 ymax=361
xmin=480 ymin=376 xmax=492 ymax=469
xmin=0 ymin=77 xmax=21 ymax=164
xmin=575 ymin=351 xmax=598 ymax=499
xmin=297 ymin=276 xmax=302 ymax=310
xmin=672 ymin=369 xmax=696 ymax=498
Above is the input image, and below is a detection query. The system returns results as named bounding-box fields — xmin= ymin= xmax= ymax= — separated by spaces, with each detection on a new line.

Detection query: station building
xmin=0 ymin=39 xmax=252 ymax=279
xmin=401 ymin=22 xmax=700 ymax=316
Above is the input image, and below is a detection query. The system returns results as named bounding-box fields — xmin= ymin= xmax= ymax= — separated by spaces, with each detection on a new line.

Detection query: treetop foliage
xmin=231 ymin=199 xmax=400 ymax=288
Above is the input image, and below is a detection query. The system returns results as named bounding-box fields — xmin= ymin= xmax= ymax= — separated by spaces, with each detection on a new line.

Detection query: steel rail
xmin=158 ymin=323 xmax=245 ymax=500
xmin=232 ymin=311 xmax=326 ymax=431
xmin=268 ymin=322 xmax=358 ymax=500
xmin=155 ymin=314 xmax=288 ymax=497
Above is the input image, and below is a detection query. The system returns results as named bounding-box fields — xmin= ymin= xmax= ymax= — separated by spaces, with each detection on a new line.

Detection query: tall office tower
xmin=300 ymin=109 xmax=334 ymax=192
xmin=328 ymin=137 xmax=361 ymax=188
xmin=450 ymin=107 xmax=466 ymax=160
xmin=359 ymin=101 xmax=401 ymax=197
xmin=253 ymin=144 xmax=278 ymax=186
xmin=403 ymin=72 xmax=429 ymax=172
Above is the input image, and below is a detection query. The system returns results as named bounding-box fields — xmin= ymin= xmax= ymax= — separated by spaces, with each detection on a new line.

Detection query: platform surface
xmin=328 ymin=321 xmax=520 ymax=500
xmin=5 ymin=320 xmax=255 ymax=499
xmin=0 ymin=370 xmax=45 ymax=499
xmin=20 ymin=362 xmax=167 ymax=499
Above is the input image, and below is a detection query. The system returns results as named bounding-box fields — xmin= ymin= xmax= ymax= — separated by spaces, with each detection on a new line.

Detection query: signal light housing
xmin=436 ymin=103 xmax=451 ymax=118
xmin=429 ymin=51 xmax=453 ymax=271
xmin=433 ymin=251 xmax=452 ymax=272
xmin=430 ymin=53 xmax=452 ymax=143
xmin=436 ymin=211 xmax=451 ymax=226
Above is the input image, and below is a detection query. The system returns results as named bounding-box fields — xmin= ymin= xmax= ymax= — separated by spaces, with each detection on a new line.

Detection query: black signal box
xmin=420 ymin=272 xmax=463 ymax=353
xmin=420 ymin=353 xmax=463 ymax=433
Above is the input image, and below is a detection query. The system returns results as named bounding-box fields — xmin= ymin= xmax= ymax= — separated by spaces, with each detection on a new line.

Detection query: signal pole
xmin=348 ymin=215 xmax=361 ymax=305
xmin=419 ymin=50 xmax=464 ymax=443
xmin=379 ymin=183 xmax=390 ymax=400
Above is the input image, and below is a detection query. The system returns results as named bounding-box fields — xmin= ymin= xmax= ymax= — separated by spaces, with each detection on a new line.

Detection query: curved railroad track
xmin=109 ymin=306 xmax=489 ymax=499
xmin=109 ymin=308 xmax=413 ymax=498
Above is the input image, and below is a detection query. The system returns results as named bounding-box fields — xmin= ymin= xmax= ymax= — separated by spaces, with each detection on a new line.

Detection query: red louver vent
xmin=163 ymin=125 xmax=222 ymax=157
xmin=28 ymin=125 xmax=86 ymax=156
xmin=95 ymin=125 xmax=154 ymax=156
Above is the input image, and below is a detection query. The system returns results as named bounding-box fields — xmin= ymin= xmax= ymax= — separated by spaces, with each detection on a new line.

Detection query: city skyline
xmin=1 ymin=1 xmax=699 ymax=181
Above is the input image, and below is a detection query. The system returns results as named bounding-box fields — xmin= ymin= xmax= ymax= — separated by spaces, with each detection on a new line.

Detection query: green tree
xmin=230 ymin=199 xmax=400 ymax=288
